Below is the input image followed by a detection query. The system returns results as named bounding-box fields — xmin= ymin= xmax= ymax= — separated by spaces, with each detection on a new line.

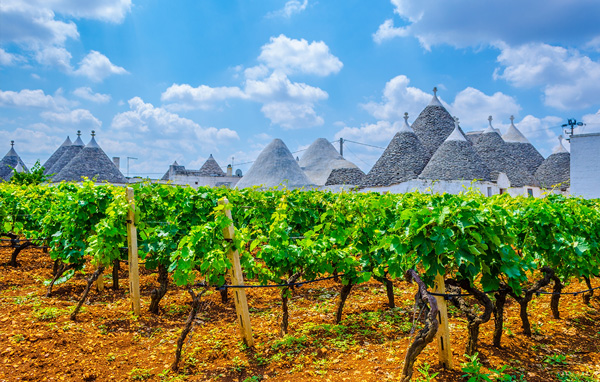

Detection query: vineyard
xmin=1 ymin=182 xmax=600 ymax=381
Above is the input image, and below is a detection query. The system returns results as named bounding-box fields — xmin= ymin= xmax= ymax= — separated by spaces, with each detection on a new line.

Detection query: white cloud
xmin=581 ymin=109 xmax=600 ymax=134
xmin=34 ymin=46 xmax=72 ymax=71
xmin=0 ymin=1 xmax=79 ymax=45
xmin=245 ymin=72 xmax=328 ymax=103
xmin=267 ymin=0 xmax=308 ymax=19
xmin=362 ymin=75 xmax=433 ymax=121
xmin=375 ymin=0 xmax=600 ymax=49
xmin=449 ymin=87 xmax=521 ymax=129
xmin=111 ymin=97 xmax=239 ymax=145
xmin=373 ymin=19 xmax=409 ymax=44
xmin=334 ymin=120 xmax=395 ymax=143
xmin=32 ymin=0 xmax=132 ymax=23
xmin=258 ymin=34 xmax=343 ymax=76
xmin=41 ymin=109 xmax=102 ymax=129
xmin=0 ymin=126 xmax=65 ymax=158
xmin=494 ymin=43 xmax=600 ymax=110
xmin=74 ymin=50 xmax=127 ymax=82
xmin=73 ymin=87 xmax=111 ymax=103
xmin=261 ymin=102 xmax=323 ymax=129
xmin=161 ymin=84 xmax=247 ymax=110
xmin=0 ymin=88 xmax=64 ymax=109
xmin=244 ymin=65 xmax=270 ymax=80
xmin=0 ymin=48 xmax=23 ymax=66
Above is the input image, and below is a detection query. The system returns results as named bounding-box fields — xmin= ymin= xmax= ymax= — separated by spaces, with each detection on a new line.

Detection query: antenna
xmin=561 ymin=118 xmax=584 ymax=140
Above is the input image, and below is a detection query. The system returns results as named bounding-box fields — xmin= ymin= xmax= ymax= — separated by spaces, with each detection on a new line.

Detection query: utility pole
xmin=339 ymin=138 xmax=344 ymax=157
xmin=562 ymin=118 xmax=584 ymax=140
xmin=127 ymin=157 xmax=138 ymax=178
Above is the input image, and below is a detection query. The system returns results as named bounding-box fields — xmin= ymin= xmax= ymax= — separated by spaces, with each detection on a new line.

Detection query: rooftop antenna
xmin=562 ymin=118 xmax=584 ymax=140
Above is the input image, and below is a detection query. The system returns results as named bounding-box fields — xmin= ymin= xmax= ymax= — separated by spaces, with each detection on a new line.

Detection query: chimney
xmin=113 ymin=157 xmax=120 ymax=169
xmin=227 ymin=164 xmax=233 ymax=176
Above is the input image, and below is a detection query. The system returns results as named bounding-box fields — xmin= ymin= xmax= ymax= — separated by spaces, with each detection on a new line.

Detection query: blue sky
xmin=1 ymin=0 xmax=600 ymax=177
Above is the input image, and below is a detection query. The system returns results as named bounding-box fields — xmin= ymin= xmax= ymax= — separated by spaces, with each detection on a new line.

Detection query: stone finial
xmin=403 ymin=112 xmax=409 ymax=122
xmin=559 ymin=135 xmax=563 ymax=144
xmin=10 ymin=140 xmax=14 ymax=148
xmin=91 ymin=130 xmax=96 ymax=138
xmin=433 ymin=87 xmax=438 ymax=96
xmin=77 ymin=130 xmax=81 ymax=137
xmin=509 ymin=115 xmax=515 ymax=124
xmin=488 ymin=115 xmax=493 ymax=126
xmin=454 ymin=116 xmax=460 ymax=125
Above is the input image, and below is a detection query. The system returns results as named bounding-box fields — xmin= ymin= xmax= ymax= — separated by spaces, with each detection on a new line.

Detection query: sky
xmin=1 ymin=0 xmax=600 ymax=177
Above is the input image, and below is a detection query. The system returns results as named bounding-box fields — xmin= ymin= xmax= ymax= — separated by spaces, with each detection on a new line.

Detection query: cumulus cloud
xmin=161 ymin=35 xmax=337 ymax=129
xmin=74 ymin=50 xmax=128 ymax=82
xmin=34 ymin=46 xmax=72 ymax=71
xmin=32 ymin=0 xmax=132 ymax=23
xmin=261 ymin=102 xmax=323 ymax=129
xmin=41 ymin=109 xmax=102 ymax=129
xmin=0 ymin=88 xmax=65 ymax=109
xmin=449 ymin=87 xmax=521 ymax=129
xmin=0 ymin=1 xmax=79 ymax=45
xmin=494 ymin=43 xmax=600 ymax=110
xmin=362 ymin=75 xmax=432 ymax=121
xmin=258 ymin=34 xmax=343 ymax=76
xmin=375 ymin=0 xmax=600 ymax=49
xmin=267 ymin=0 xmax=308 ymax=19
xmin=161 ymin=84 xmax=247 ymax=110
xmin=73 ymin=87 xmax=111 ymax=103
xmin=0 ymin=48 xmax=23 ymax=66
xmin=373 ymin=19 xmax=409 ymax=44
xmin=334 ymin=120 xmax=396 ymax=143
xmin=112 ymin=97 xmax=239 ymax=145
xmin=581 ymin=109 xmax=600 ymax=133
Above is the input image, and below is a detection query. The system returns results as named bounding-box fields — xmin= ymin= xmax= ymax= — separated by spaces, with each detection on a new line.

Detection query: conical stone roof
xmin=47 ymin=131 xmax=85 ymax=177
xmin=0 ymin=141 xmax=29 ymax=182
xmin=534 ymin=136 xmax=570 ymax=190
xmin=419 ymin=122 xmax=491 ymax=181
xmin=299 ymin=138 xmax=359 ymax=186
xmin=198 ymin=154 xmax=226 ymax=177
xmin=411 ymin=88 xmax=456 ymax=158
xmin=53 ymin=131 xmax=127 ymax=183
xmin=235 ymin=139 xmax=315 ymax=189
xmin=472 ymin=117 xmax=535 ymax=187
xmin=325 ymin=168 xmax=366 ymax=186
xmin=502 ymin=116 xmax=544 ymax=174
xmin=362 ymin=113 xmax=429 ymax=187
xmin=43 ymin=136 xmax=72 ymax=174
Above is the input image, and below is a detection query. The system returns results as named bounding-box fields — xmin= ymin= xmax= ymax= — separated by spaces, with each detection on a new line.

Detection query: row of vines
xmin=1 ymin=181 xmax=599 ymax=379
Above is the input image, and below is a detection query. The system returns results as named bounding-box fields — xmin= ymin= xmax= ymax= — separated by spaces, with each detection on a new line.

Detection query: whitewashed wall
xmin=570 ymin=133 xmax=600 ymax=199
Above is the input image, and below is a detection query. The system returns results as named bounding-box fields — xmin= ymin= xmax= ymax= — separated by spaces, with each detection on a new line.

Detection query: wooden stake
xmin=96 ymin=266 xmax=105 ymax=292
xmin=219 ymin=198 xmax=254 ymax=347
xmin=126 ymin=187 xmax=141 ymax=316
xmin=434 ymin=273 xmax=453 ymax=369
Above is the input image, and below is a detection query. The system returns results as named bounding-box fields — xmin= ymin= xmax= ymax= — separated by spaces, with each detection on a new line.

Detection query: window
xmin=487 ymin=187 xmax=492 ymax=197
xmin=499 ymin=188 xmax=506 ymax=195
xmin=527 ymin=188 xmax=533 ymax=197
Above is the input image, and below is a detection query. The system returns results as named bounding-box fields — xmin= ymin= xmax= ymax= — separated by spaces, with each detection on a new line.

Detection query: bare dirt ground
xmin=0 ymin=245 xmax=599 ymax=381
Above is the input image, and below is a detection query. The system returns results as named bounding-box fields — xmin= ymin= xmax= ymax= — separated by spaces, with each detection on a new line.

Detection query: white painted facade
xmin=166 ymin=174 xmax=241 ymax=188
xmin=570 ymin=133 xmax=600 ymax=199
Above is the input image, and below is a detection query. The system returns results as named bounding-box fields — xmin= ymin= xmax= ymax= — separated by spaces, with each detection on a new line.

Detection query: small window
xmin=527 ymin=188 xmax=533 ymax=197
xmin=487 ymin=187 xmax=492 ymax=197
xmin=195 ymin=182 xmax=199 ymax=185
xmin=499 ymin=188 xmax=506 ymax=195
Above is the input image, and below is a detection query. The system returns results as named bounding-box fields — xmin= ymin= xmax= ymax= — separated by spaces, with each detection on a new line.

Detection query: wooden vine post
xmin=126 ymin=187 xmax=141 ymax=316
xmin=219 ymin=198 xmax=254 ymax=347
xmin=433 ymin=273 xmax=453 ymax=369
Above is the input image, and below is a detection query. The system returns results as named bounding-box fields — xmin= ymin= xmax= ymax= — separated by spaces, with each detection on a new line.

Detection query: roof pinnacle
xmin=403 ymin=112 xmax=409 ymax=122
xmin=91 ymin=130 xmax=95 ymax=138
xmin=77 ymin=130 xmax=81 ymax=137
xmin=510 ymin=115 xmax=515 ymax=124
xmin=433 ymin=87 xmax=437 ymax=96
xmin=10 ymin=140 xmax=14 ymax=148
xmin=488 ymin=115 xmax=493 ymax=127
